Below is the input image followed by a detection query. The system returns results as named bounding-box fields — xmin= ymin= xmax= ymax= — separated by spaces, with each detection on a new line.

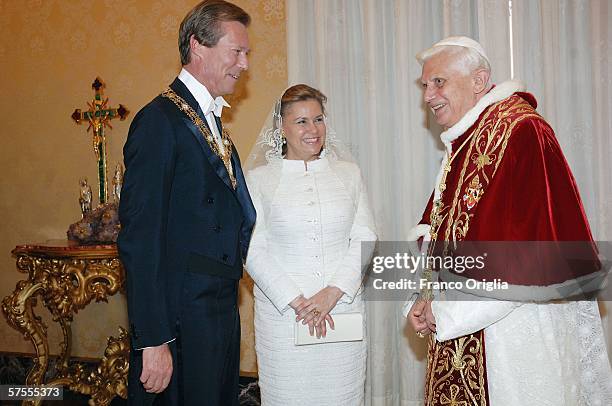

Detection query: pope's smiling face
xmin=420 ymin=51 xmax=480 ymax=129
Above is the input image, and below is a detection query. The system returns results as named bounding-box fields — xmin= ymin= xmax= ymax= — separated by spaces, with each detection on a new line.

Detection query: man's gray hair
xmin=179 ymin=0 xmax=250 ymax=66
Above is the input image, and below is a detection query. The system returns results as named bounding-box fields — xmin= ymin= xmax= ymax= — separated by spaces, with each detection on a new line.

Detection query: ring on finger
xmin=416 ymin=331 xmax=426 ymax=338
xmin=312 ymin=309 xmax=321 ymax=317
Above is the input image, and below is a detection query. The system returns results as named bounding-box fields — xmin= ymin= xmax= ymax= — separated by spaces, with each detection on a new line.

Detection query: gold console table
xmin=2 ymin=240 xmax=129 ymax=405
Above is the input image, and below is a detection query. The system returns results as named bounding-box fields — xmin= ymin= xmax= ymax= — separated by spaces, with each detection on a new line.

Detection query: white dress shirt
xmin=178 ymin=68 xmax=231 ymax=157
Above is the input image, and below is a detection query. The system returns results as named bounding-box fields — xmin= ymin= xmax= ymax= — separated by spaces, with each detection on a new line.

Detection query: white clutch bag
xmin=294 ymin=312 xmax=364 ymax=346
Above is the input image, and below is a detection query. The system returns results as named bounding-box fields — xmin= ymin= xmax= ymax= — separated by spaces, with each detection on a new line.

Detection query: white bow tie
xmin=204 ymin=97 xmax=229 ymax=117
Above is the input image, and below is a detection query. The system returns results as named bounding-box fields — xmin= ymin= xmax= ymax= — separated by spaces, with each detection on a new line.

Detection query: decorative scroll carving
xmin=1 ymin=242 xmax=128 ymax=406
xmin=49 ymin=328 xmax=130 ymax=405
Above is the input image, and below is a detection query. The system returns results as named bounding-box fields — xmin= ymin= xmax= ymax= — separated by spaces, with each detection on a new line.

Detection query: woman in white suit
xmin=245 ymin=84 xmax=377 ymax=405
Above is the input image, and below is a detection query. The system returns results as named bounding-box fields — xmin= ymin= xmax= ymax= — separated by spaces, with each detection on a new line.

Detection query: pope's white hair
xmin=418 ymin=45 xmax=492 ymax=86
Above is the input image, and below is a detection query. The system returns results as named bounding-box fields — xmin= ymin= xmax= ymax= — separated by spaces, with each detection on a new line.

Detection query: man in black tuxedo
xmin=117 ymin=1 xmax=255 ymax=404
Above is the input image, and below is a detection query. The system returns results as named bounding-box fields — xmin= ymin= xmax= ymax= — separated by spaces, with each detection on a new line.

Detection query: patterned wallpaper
xmin=0 ymin=0 xmax=287 ymax=374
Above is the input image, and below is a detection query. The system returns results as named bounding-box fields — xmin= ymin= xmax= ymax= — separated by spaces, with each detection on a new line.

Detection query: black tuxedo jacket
xmin=118 ymin=78 xmax=256 ymax=349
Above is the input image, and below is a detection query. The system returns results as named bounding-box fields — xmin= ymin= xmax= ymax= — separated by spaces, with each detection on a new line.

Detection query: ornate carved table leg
xmin=1 ymin=255 xmax=52 ymax=406
xmin=49 ymin=327 xmax=129 ymax=406
xmin=2 ymin=245 xmax=127 ymax=406
xmin=56 ymin=316 xmax=73 ymax=374
xmin=88 ymin=327 xmax=130 ymax=405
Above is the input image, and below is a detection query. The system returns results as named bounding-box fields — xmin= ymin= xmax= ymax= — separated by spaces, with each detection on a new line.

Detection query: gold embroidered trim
xmin=445 ymin=96 xmax=540 ymax=242
xmin=425 ymin=332 xmax=487 ymax=405
xmin=161 ymin=88 xmax=237 ymax=189
xmin=423 ymin=127 xmax=477 ymax=299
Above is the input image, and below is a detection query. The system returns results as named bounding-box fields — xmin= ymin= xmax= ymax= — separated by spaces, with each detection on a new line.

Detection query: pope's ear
xmin=472 ymin=69 xmax=490 ymax=94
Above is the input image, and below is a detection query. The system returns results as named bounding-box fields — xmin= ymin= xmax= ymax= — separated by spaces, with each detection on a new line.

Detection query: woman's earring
xmin=281 ymin=129 xmax=287 ymax=144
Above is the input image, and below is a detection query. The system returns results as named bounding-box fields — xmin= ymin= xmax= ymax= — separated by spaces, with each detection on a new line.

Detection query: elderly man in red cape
xmin=405 ymin=36 xmax=612 ymax=405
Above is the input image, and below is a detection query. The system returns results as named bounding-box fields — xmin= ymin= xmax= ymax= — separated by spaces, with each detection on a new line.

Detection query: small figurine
xmin=112 ymin=163 xmax=124 ymax=202
xmin=79 ymin=178 xmax=93 ymax=217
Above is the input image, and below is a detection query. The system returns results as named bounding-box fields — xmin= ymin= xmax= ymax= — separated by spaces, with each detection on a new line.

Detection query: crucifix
xmin=71 ymin=77 xmax=129 ymax=205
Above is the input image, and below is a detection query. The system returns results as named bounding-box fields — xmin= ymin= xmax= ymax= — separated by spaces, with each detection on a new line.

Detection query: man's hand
xmin=141 ymin=343 xmax=173 ymax=393
xmin=408 ymin=299 xmax=436 ymax=336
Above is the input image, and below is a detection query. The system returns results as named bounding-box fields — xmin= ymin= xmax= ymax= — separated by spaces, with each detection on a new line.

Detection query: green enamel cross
xmin=71 ymin=77 xmax=129 ymax=205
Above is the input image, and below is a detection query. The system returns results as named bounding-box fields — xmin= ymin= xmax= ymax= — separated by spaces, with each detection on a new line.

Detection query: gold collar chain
xmin=161 ymin=88 xmax=236 ymax=189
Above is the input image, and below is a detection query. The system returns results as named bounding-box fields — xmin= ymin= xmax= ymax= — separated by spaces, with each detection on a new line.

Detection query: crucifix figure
xmin=71 ymin=77 xmax=129 ymax=205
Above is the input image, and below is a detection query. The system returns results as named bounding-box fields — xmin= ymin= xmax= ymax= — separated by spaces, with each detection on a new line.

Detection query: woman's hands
xmin=291 ymin=286 xmax=344 ymax=338
xmin=290 ymin=295 xmax=317 ymax=336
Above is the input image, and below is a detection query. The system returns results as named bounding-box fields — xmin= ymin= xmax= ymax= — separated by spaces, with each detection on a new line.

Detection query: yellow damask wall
xmin=0 ymin=0 xmax=287 ymax=374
